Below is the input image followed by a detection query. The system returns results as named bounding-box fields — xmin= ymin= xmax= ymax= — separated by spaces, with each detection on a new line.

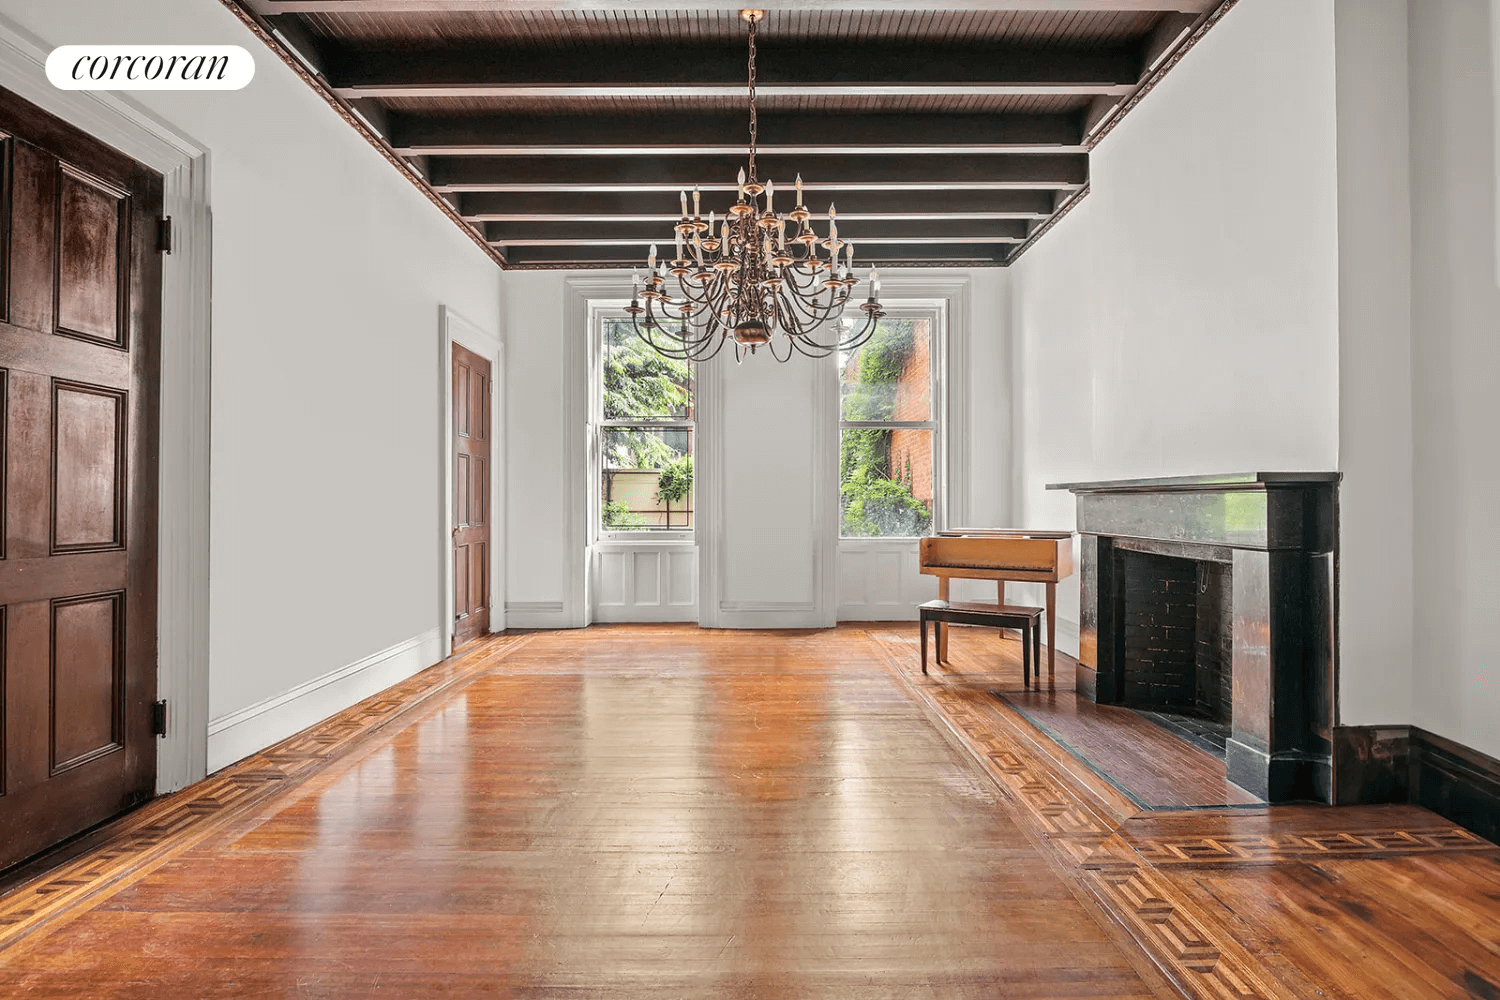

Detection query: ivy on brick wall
xmin=840 ymin=320 xmax=932 ymax=537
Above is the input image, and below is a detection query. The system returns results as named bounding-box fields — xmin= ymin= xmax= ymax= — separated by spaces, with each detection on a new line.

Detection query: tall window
xmin=596 ymin=313 xmax=695 ymax=534
xmin=839 ymin=311 xmax=941 ymax=538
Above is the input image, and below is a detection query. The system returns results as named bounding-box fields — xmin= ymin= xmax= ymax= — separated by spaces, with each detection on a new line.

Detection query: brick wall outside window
xmin=890 ymin=330 xmax=933 ymax=506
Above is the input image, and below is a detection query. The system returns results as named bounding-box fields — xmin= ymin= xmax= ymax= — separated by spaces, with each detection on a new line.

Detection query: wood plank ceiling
xmin=225 ymin=1 xmax=1237 ymax=269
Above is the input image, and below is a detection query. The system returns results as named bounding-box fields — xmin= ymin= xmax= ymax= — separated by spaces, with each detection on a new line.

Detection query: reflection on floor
xmin=0 ymin=624 xmax=1496 ymax=1000
xmin=993 ymin=683 xmax=1258 ymax=809
xmin=877 ymin=623 xmax=1500 ymax=1000
xmin=1132 ymin=707 xmax=1232 ymax=759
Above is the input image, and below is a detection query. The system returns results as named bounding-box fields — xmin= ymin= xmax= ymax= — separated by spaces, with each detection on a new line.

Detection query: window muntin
xmin=839 ymin=313 xmax=940 ymax=538
xmin=597 ymin=315 xmax=695 ymax=534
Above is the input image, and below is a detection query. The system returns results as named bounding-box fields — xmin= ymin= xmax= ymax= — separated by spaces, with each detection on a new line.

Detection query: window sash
xmin=593 ymin=305 xmax=696 ymax=540
xmin=600 ymin=420 xmax=694 ymax=430
xmin=837 ymin=306 xmax=944 ymax=539
xmin=840 ymin=420 xmax=936 ymax=430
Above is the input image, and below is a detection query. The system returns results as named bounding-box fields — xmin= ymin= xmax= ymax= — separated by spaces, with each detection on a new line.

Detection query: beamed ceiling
xmin=225 ymin=0 xmax=1237 ymax=269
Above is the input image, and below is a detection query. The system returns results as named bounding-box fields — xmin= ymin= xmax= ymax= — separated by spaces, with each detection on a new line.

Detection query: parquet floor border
xmin=0 ymin=631 xmax=538 ymax=954
xmin=863 ymin=627 xmax=1499 ymax=1000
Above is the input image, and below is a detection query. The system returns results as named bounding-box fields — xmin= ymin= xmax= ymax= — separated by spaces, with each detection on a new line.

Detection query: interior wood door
xmin=0 ymin=88 xmax=163 ymax=869
xmin=452 ymin=342 xmax=490 ymax=648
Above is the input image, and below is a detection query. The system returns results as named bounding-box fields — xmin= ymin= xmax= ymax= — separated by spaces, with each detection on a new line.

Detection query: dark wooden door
xmin=0 ymin=88 xmax=162 ymax=869
xmin=452 ymin=342 xmax=490 ymax=648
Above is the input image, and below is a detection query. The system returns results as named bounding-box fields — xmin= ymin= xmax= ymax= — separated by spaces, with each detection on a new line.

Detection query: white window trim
xmin=838 ymin=299 xmax=950 ymax=542
xmin=588 ymin=301 xmax=697 ymax=545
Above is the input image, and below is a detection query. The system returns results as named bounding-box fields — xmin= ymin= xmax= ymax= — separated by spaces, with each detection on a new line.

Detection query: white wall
xmin=701 ymin=340 xmax=837 ymax=627
xmin=505 ymin=268 xmax=1011 ymax=629
xmin=500 ymin=270 xmax=577 ymax=624
xmin=0 ymin=0 xmax=502 ymax=763
xmin=1408 ymin=0 xmax=1500 ymax=758
xmin=1008 ymin=0 xmax=1343 ymax=652
xmin=1333 ymin=0 xmax=1414 ymax=728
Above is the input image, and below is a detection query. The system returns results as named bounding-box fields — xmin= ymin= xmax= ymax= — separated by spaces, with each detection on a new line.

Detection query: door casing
xmin=0 ymin=18 xmax=213 ymax=797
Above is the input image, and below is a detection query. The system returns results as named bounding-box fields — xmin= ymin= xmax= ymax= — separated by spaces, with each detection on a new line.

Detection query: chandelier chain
xmin=747 ymin=15 xmax=757 ymax=183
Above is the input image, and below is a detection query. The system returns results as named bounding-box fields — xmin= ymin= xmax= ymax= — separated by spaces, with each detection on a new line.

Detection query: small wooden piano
xmin=918 ymin=529 xmax=1074 ymax=676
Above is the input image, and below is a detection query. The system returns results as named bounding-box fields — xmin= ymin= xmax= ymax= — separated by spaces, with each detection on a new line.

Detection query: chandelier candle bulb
xmin=692 ymin=187 xmax=700 ymax=216
xmin=648 ymin=244 xmax=657 ymax=272
xmin=675 ymin=230 xmax=683 ymax=260
xmin=795 ymin=173 xmax=803 ymax=206
xmin=766 ymin=179 xmax=774 ymax=213
xmin=737 ymin=168 xmax=746 ymax=199
xmin=680 ymin=190 xmax=688 ymax=217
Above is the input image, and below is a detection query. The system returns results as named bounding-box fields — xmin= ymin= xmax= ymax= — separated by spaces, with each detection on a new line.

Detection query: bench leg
xmin=920 ymin=616 xmax=928 ymax=675
xmin=937 ymin=579 xmax=950 ymax=663
xmin=1046 ymin=582 xmax=1057 ymax=678
xmin=1033 ymin=617 xmax=1042 ymax=686
xmin=1022 ymin=622 xmax=1031 ymax=688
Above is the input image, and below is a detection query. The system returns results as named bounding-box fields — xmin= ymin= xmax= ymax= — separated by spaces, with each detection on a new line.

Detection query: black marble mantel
xmin=1047 ymin=473 xmax=1341 ymax=803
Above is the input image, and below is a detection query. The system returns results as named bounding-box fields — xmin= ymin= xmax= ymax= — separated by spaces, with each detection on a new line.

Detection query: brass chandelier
xmin=627 ymin=8 xmax=885 ymax=363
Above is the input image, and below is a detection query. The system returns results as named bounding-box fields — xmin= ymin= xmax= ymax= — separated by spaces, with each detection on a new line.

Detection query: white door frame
xmin=439 ymin=306 xmax=505 ymax=657
xmin=0 ymin=14 xmax=214 ymax=793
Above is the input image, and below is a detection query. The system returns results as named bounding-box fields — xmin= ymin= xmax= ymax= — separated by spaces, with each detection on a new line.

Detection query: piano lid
xmin=939 ymin=528 xmax=1074 ymax=539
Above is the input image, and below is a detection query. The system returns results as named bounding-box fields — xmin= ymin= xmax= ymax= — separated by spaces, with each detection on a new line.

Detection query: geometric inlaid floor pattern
xmin=863 ymin=627 xmax=1500 ymax=1000
xmin=0 ymin=633 xmax=537 ymax=952
xmin=2 ymin=624 xmax=1498 ymax=1000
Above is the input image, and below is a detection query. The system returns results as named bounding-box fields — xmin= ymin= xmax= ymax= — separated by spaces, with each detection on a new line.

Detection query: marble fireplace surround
xmin=1048 ymin=473 xmax=1341 ymax=803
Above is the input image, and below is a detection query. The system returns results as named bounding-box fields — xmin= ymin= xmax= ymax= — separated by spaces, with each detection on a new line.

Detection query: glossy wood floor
xmin=1 ymin=625 xmax=1497 ymax=999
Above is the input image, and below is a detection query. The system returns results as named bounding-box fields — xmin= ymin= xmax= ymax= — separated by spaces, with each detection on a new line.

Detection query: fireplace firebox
xmin=1118 ymin=551 xmax=1233 ymax=725
xmin=1048 ymin=473 xmax=1340 ymax=803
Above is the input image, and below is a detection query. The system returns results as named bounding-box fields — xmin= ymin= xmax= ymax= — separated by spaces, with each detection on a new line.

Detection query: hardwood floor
xmin=0 ymin=625 xmax=1496 ymax=999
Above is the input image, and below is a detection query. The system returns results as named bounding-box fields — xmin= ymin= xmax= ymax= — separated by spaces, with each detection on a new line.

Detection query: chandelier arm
xmin=766 ymin=334 xmax=795 ymax=363
xmin=631 ymin=302 xmax=710 ymax=359
xmin=779 ymin=287 xmax=845 ymax=333
xmin=774 ymin=287 xmax=836 ymax=341
xmin=788 ymin=335 xmax=837 ymax=359
xmin=836 ymin=312 xmax=884 ymax=351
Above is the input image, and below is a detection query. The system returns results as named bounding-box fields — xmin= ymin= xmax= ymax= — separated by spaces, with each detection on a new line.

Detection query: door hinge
xmin=156 ymin=216 xmax=173 ymax=255
xmin=152 ymin=700 xmax=168 ymax=736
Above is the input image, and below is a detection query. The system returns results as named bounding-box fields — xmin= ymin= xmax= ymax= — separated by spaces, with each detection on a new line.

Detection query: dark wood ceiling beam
xmin=502 ymin=242 xmax=1013 ymax=268
xmin=248 ymin=1 xmax=1212 ymax=13
xmin=428 ymin=154 xmax=1087 ymax=192
xmin=390 ymin=111 xmax=1083 ymax=157
xmin=482 ymin=218 xmax=1032 ymax=245
xmin=458 ymin=189 xmax=1059 ymax=221
xmin=331 ymin=44 xmax=1139 ymax=101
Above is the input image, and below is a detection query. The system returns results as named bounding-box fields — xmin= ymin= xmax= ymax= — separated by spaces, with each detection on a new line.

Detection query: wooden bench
xmin=918 ymin=600 xmax=1045 ymax=686
xmin=919 ymin=533 xmax=1072 ymax=678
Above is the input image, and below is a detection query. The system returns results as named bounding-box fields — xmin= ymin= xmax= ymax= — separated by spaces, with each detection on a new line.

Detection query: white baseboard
xmin=206 ymin=627 xmax=443 ymax=773
xmin=593 ymin=606 xmax=698 ymax=623
xmin=504 ymin=600 xmax=576 ymax=629
xmin=838 ymin=604 xmax=923 ymax=621
xmin=712 ymin=602 xmax=830 ymax=629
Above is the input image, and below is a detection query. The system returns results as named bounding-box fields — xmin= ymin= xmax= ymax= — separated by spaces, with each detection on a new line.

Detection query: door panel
xmin=56 ymin=168 xmax=127 ymax=347
xmin=53 ymin=381 xmax=125 ymax=551
xmin=51 ymin=591 xmax=125 ymax=772
xmin=0 ymin=86 xmax=162 ymax=870
xmin=451 ymin=342 xmax=490 ymax=648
